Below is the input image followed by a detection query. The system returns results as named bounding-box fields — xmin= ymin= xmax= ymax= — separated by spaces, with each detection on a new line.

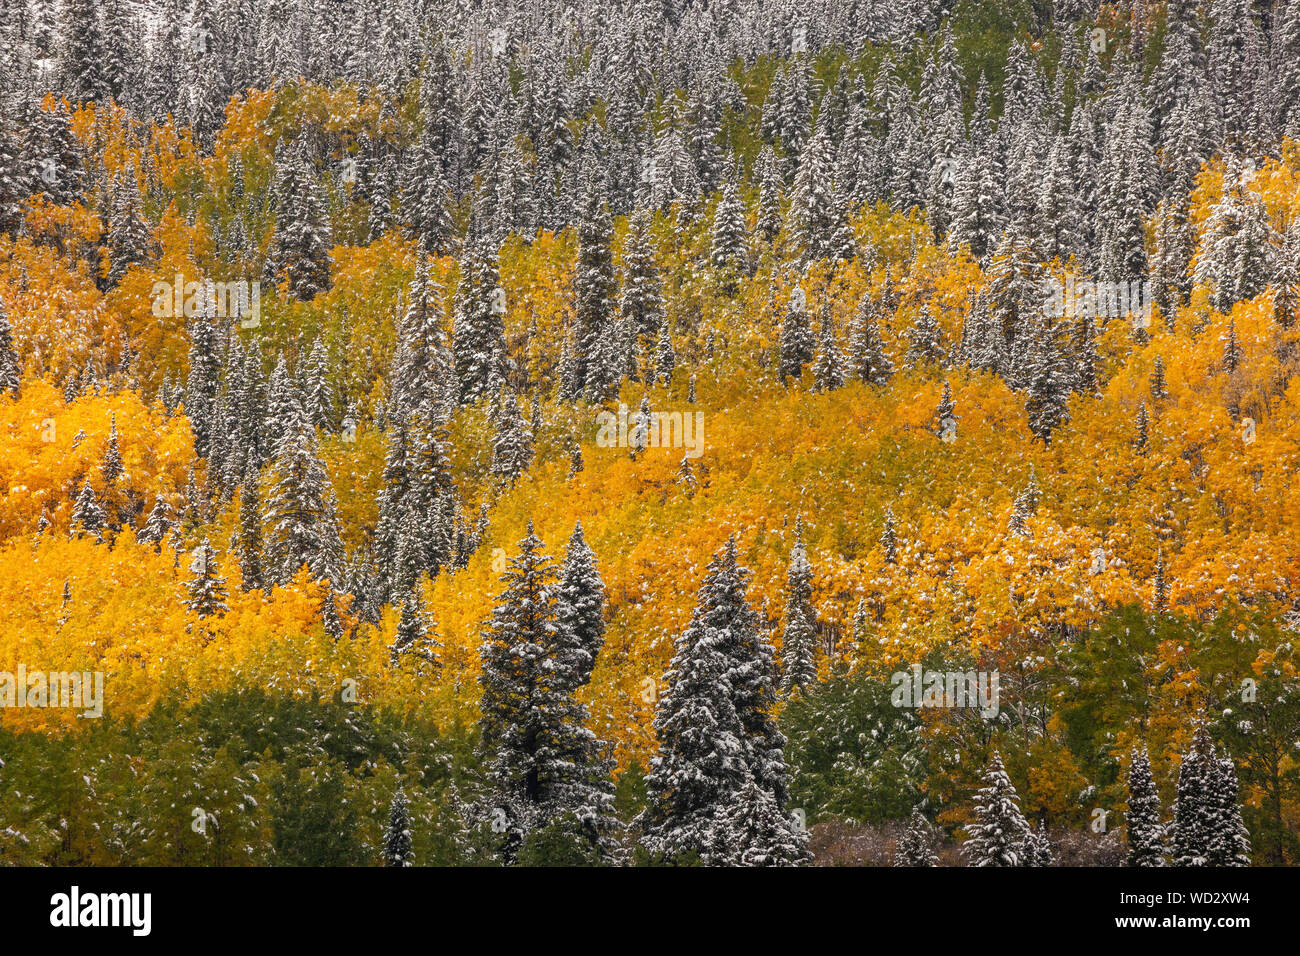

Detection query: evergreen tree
xmin=933 ymin=382 xmax=957 ymax=442
xmin=0 ymin=299 xmax=19 ymax=396
xmin=1172 ymin=724 xmax=1216 ymax=866
xmin=1205 ymin=754 xmax=1252 ymax=866
xmin=811 ymin=310 xmax=846 ymax=392
xmin=383 ymin=788 xmax=414 ymax=867
xmin=642 ymin=538 xmax=804 ymax=864
xmin=778 ymin=288 xmax=815 ymax=383
xmin=390 ymin=586 xmax=441 ymax=676
xmin=961 ymin=752 xmax=1031 ymax=866
xmin=653 ymin=323 xmax=676 ymax=386
xmin=894 ymin=807 xmax=940 ymax=866
xmin=904 ymin=307 xmax=945 ymax=368
xmin=69 ymin=480 xmax=106 ymax=541
xmin=780 ymin=521 xmax=818 ymax=695
xmin=572 ymin=185 xmax=617 ymax=401
xmin=237 ymin=473 xmax=264 ymax=591
xmin=1126 ymin=746 xmax=1166 ymax=866
xmin=184 ymin=538 xmax=229 ymax=618
xmin=726 ymin=777 xmax=812 ymax=866
xmin=266 ymin=143 xmax=332 ymax=301
xmin=478 ymin=524 xmax=619 ymax=863
xmin=1024 ymin=821 xmax=1054 ymax=866
xmin=710 ymin=180 xmax=748 ymax=285
xmin=846 ymin=295 xmax=893 ymax=386
xmin=138 ymin=495 xmax=175 ymax=550
xmin=262 ymin=391 xmax=344 ymax=587
xmin=453 ymin=237 xmax=509 ymax=405
xmin=490 ymin=391 xmax=534 ymax=485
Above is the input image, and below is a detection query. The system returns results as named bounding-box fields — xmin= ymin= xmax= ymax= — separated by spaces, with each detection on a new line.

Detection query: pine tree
xmin=1172 ymin=724 xmax=1216 ymax=866
xmin=266 ymin=143 xmax=332 ymax=301
xmin=894 ymin=807 xmax=940 ymax=866
xmin=478 ymin=524 xmax=619 ymax=863
xmin=726 ymin=777 xmax=812 ymax=866
xmin=1025 ymin=322 xmax=1071 ymax=443
xmin=653 ymin=323 xmax=676 ymax=386
xmin=1153 ymin=548 xmax=1169 ymax=612
xmin=933 ymin=382 xmax=957 ymax=442
xmin=1135 ymin=402 xmax=1151 ymax=456
xmin=880 ymin=507 xmax=899 ymax=563
xmin=69 ymin=480 xmax=106 ymax=541
xmin=905 ymin=306 xmax=945 ymax=368
xmin=846 ymin=296 xmax=893 ymax=386
xmin=1126 ymin=746 xmax=1166 ymax=866
xmin=642 ymin=538 xmax=803 ymax=864
xmin=1221 ymin=318 xmax=1243 ymax=374
xmin=553 ymin=522 xmax=605 ymax=695
xmin=0 ymin=298 xmax=21 ymax=397
xmin=811 ymin=310 xmax=846 ymax=392
xmin=237 ymin=474 xmax=264 ymax=591
xmin=185 ymin=310 xmax=222 ymax=460
xmin=961 ymin=752 xmax=1031 ymax=866
xmin=453 ymin=237 xmax=509 ymax=405
xmin=490 ymin=391 xmax=534 ymax=485
xmin=1205 ymin=754 xmax=1252 ymax=866
xmin=184 ymin=538 xmax=229 ymax=618
xmin=710 ymin=180 xmax=748 ymax=288
xmin=262 ymin=391 xmax=344 ymax=587
xmin=780 ymin=521 xmax=818 ymax=695
xmin=390 ymin=586 xmax=441 ymax=676
xmin=383 ymin=788 xmax=414 ymax=866
xmin=1024 ymin=821 xmax=1054 ymax=866
xmin=778 ymin=288 xmax=815 ymax=383
xmin=62 ymin=0 xmax=112 ymax=103
xmin=138 ymin=495 xmax=174 ymax=550
xmin=572 ymin=185 xmax=617 ymax=402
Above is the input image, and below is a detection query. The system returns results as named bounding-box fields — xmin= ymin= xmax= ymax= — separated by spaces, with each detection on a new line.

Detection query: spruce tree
xmin=961 ymin=752 xmax=1031 ymax=866
xmin=1126 ymin=746 xmax=1166 ymax=866
xmin=811 ymin=310 xmax=846 ymax=392
xmin=490 ymin=391 xmax=534 ymax=485
xmin=846 ymin=295 xmax=893 ymax=386
xmin=894 ymin=807 xmax=940 ymax=866
xmin=390 ymin=585 xmax=441 ymax=677
xmin=905 ymin=306 xmax=945 ymax=369
xmin=453 ymin=237 xmax=509 ymax=405
xmin=726 ymin=777 xmax=812 ymax=866
xmin=383 ymin=788 xmax=414 ymax=867
xmin=573 ymin=185 xmax=617 ymax=401
xmin=0 ymin=298 xmax=21 ymax=397
xmin=778 ymin=289 xmax=815 ymax=383
xmin=262 ymin=391 xmax=344 ymax=587
xmin=1172 ymin=724 xmax=1215 ymax=866
xmin=184 ymin=538 xmax=229 ymax=618
xmin=780 ymin=522 xmax=818 ymax=695
xmin=1024 ymin=820 xmax=1054 ymax=866
xmin=69 ymin=480 xmax=106 ymax=541
xmin=237 ymin=473 xmax=264 ymax=591
xmin=1205 ymin=754 xmax=1252 ymax=866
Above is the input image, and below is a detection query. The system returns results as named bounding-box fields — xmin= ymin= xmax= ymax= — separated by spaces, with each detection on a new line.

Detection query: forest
xmin=1 ymin=0 xmax=1299 ymax=867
